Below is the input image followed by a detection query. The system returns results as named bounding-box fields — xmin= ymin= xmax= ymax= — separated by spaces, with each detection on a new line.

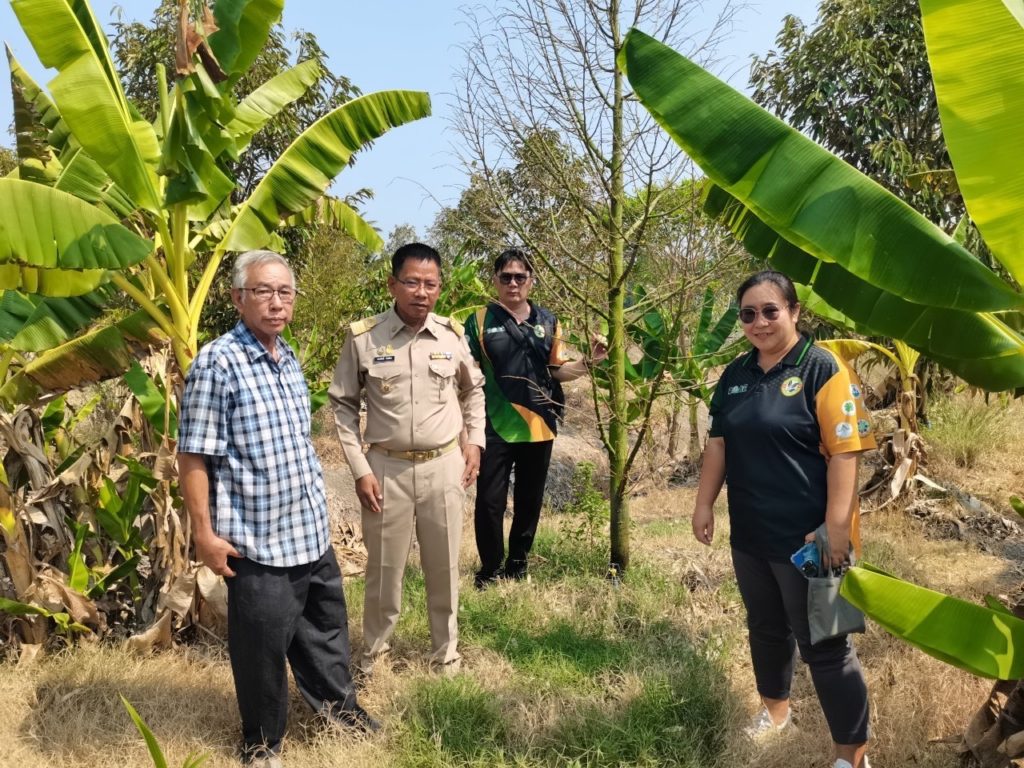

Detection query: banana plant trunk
xmin=965 ymin=678 xmax=1024 ymax=765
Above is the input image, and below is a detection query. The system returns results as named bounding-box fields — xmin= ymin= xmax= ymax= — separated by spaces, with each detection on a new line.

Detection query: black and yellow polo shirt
xmin=708 ymin=334 xmax=876 ymax=561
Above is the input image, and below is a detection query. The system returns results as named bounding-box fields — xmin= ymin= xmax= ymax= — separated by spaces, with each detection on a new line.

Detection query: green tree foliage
xmin=750 ymin=0 xmax=962 ymax=230
xmin=0 ymin=146 xmax=16 ymax=176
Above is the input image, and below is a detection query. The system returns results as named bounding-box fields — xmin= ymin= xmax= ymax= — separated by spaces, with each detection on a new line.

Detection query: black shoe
xmin=474 ymin=569 xmax=501 ymax=590
xmin=503 ymin=560 xmax=528 ymax=581
xmin=331 ymin=705 xmax=381 ymax=734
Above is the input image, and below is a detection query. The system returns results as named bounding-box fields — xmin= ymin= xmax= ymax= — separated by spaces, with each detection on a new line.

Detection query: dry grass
xmin=1 ymin=391 xmax=1018 ymax=767
xmin=631 ymin=488 xmax=991 ymax=768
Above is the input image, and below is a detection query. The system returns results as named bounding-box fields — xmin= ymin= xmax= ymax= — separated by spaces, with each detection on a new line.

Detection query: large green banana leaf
xmin=7 ymin=47 xmax=58 ymax=176
xmin=0 ymin=179 xmax=152 ymax=294
xmin=617 ymin=30 xmax=1022 ymax=314
xmin=0 ymin=310 xmax=165 ymax=406
xmin=209 ymin=0 xmax=284 ymax=82
xmin=226 ymin=59 xmax=322 ymax=155
xmin=6 ymin=47 xmax=73 ymax=166
xmin=219 ymin=90 xmax=431 ymax=254
xmin=703 ymin=185 xmax=1024 ymax=390
xmin=842 ymin=564 xmax=1024 ymax=679
xmin=12 ymin=0 xmax=161 ymax=213
xmin=0 ymin=288 xmax=113 ymax=352
xmin=283 ymin=196 xmax=385 ymax=253
xmin=921 ymin=0 xmax=1024 ymax=284
xmin=55 ymin=149 xmax=136 ymax=219
xmin=161 ymin=90 xmax=235 ymax=216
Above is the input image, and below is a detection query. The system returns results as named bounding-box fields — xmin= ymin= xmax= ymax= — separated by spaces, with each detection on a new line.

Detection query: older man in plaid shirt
xmin=178 ymin=250 xmax=376 ymax=768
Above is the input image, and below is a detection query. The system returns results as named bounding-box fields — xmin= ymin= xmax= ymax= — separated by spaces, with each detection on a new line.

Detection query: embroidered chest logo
xmin=727 ymin=384 xmax=749 ymax=395
xmin=780 ymin=376 xmax=803 ymax=397
xmin=533 ymin=324 xmax=546 ymax=338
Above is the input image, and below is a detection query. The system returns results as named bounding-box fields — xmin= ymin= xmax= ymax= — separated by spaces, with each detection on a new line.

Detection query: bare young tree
xmin=452 ymin=0 xmax=743 ymax=574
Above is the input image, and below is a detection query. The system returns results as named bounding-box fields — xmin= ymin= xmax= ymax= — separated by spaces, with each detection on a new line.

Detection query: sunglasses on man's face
xmin=497 ymin=272 xmax=530 ymax=285
xmin=739 ymin=304 xmax=784 ymax=324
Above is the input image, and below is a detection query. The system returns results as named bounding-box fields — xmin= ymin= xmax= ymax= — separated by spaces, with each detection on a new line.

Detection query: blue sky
xmin=0 ymin=1 xmax=817 ymax=239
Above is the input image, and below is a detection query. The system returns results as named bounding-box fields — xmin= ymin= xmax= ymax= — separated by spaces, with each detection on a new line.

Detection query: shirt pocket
xmin=367 ymin=364 xmax=403 ymax=404
xmin=428 ymin=361 xmax=456 ymax=403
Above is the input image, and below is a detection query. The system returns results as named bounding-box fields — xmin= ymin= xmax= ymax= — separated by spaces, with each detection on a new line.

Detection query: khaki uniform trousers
xmin=362 ymin=446 xmax=465 ymax=667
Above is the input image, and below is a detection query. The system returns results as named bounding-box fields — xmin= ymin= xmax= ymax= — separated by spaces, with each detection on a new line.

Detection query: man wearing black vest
xmin=464 ymin=249 xmax=607 ymax=589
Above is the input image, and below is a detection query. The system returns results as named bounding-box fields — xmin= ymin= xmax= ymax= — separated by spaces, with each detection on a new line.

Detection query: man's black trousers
xmin=226 ymin=547 xmax=359 ymax=758
xmin=474 ymin=438 xmax=554 ymax=576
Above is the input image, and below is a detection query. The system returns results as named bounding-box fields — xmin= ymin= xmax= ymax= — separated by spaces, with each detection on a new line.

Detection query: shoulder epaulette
xmin=349 ymin=316 xmax=378 ymax=336
xmin=445 ymin=315 xmax=465 ymax=338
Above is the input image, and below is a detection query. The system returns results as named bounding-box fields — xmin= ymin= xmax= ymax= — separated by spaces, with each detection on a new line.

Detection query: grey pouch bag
xmin=807 ymin=522 xmax=866 ymax=645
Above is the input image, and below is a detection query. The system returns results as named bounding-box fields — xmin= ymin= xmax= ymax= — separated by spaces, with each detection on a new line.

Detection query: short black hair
xmin=736 ymin=270 xmax=799 ymax=307
xmin=494 ymin=248 xmax=534 ymax=274
xmin=391 ymin=242 xmax=442 ymax=276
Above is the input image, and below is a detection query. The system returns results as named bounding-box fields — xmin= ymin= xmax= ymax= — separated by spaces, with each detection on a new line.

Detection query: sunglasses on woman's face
xmin=739 ymin=304 xmax=783 ymax=324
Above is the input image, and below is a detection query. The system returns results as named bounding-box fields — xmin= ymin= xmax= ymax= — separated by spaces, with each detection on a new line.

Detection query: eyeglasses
xmin=497 ymin=272 xmax=530 ymax=285
xmin=241 ymin=286 xmax=297 ymax=304
xmin=396 ymin=279 xmax=441 ymax=292
xmin=739 ymin=304 xmax=785 ymax=324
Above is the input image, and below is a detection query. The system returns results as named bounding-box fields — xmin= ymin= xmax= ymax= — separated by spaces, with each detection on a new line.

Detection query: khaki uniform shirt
xmin=329 ymin=307 xmax=486 ymax=480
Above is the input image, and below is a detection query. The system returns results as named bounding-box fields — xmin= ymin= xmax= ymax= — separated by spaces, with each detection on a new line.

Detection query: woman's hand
xmin=692 ymin=505 xmax=715 ymax=546
xmin=804 ymin=525 xmax=852 ymax=571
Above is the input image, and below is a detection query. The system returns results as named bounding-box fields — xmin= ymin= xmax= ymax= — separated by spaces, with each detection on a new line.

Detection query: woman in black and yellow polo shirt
xmin=692 ymin=271 xmax=875 ymax=768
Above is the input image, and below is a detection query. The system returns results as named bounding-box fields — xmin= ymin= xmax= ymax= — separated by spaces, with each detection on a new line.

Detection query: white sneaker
xmin=834 ymin=756 xmax=870 ymax=768
xmin=743 ymin=706 xmax=791 ymax=739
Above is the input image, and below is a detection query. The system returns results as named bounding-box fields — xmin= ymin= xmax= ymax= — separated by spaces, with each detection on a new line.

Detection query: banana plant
xmin=666 ymin=288 xmax=742 ymax=459
xmin=618 ymin=21 xmax=1024 ymax=395
xmin=1 ymin=0 xmax=430 ymax=403
xmin=622 ymin=3 xmax=1024 ymax=764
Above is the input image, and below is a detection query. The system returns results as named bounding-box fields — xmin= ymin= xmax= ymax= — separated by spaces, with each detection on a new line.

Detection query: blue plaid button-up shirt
xmin=178 ymin=322 xmax=329 ymax=567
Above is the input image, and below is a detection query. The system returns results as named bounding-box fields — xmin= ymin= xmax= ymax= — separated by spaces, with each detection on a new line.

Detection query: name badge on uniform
xmin=485 ymin=327 xmax=505 ymax=335
xmin=429 ymin=351 xmax=453 ymax=360
xmin=373 ymin=355 xmax=395 ymax=363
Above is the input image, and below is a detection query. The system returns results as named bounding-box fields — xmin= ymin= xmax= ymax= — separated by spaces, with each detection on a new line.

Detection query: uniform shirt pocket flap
xmin=428 ymin=361 xmax=456 ymax=379
xmin=367 ymin=365 xmax=402 ymax=386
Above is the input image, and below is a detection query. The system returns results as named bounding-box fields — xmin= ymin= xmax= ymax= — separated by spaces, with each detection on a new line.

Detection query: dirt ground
xmin=0 ymin=387 xmax=1020 ymax=767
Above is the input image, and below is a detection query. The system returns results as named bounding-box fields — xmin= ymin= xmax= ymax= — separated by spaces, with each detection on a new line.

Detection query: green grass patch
xmin=640 ymin=519 xmax=687 ymax=538
xmin=395 ymin=676 xmax=509 ymax=768
xmin=547 ymin=666 xmax=728 ymax=768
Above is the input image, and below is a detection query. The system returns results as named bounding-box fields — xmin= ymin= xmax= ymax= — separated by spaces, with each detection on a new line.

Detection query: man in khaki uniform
xmin=329 ymin=242 xmax=485 ymax=673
